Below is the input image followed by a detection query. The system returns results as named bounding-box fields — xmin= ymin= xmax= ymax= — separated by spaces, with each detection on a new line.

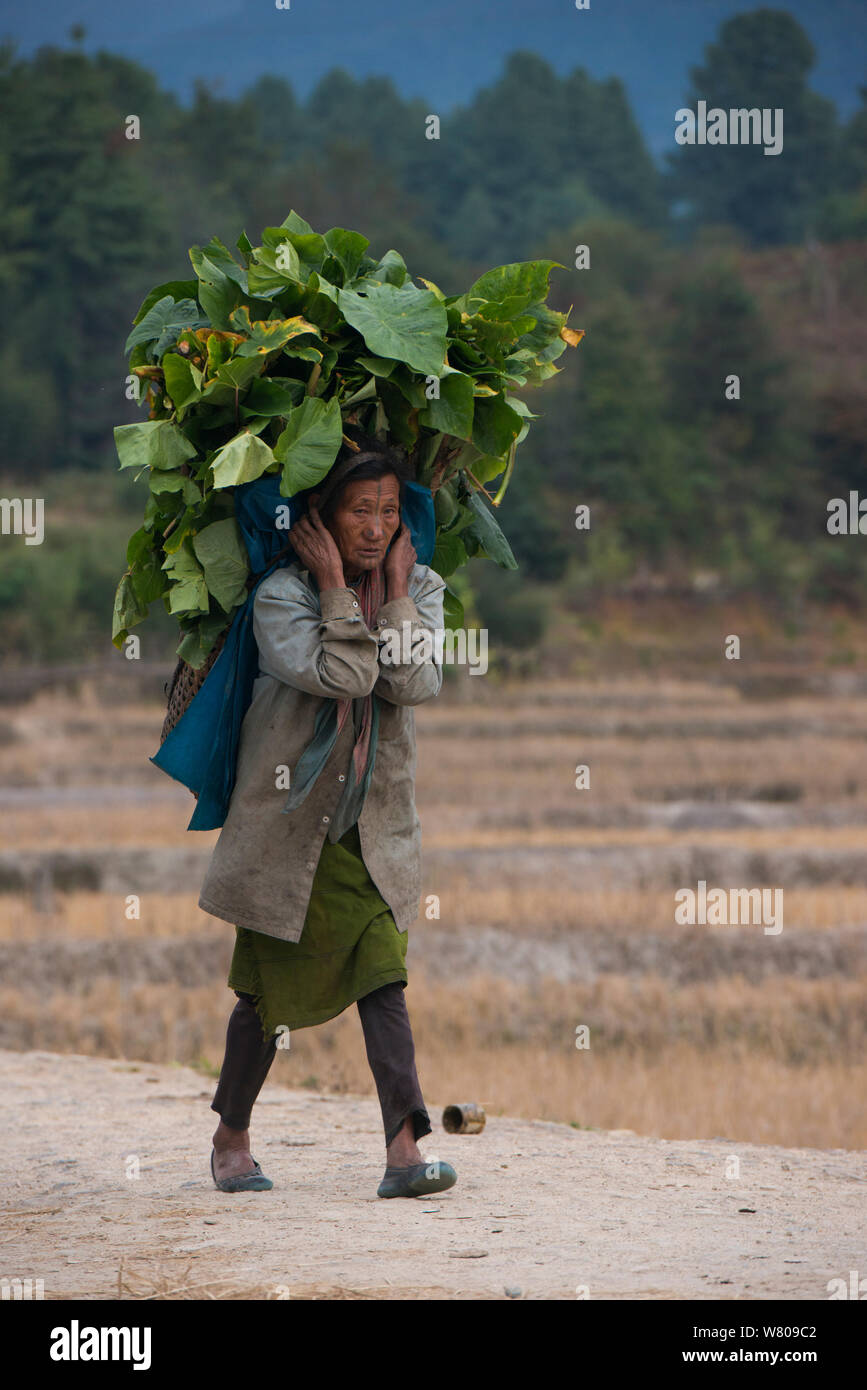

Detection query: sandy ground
xmin=2 ymin=1049 xmax=865 ymax=1301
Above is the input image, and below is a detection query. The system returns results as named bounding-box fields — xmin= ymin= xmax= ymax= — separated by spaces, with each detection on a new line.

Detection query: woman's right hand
xmin=288 ymin=506 xmax=346 ymax=590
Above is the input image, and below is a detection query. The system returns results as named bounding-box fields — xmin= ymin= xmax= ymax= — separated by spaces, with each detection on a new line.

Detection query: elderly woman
xmin=198 ymin=434 xmax=457 ymax=1199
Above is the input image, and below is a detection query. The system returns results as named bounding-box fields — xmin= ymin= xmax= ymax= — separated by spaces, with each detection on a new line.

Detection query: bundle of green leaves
xmin=112 ymin=210 xmax=583 ymax=668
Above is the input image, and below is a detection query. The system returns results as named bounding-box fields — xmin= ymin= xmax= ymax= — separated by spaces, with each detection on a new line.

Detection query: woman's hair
xmin=311 ymin=429 xmax=407 ymax=527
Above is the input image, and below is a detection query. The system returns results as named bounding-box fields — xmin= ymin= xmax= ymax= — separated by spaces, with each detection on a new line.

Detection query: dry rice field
xmin=2 ymin=610 xmax=867 ymax=1151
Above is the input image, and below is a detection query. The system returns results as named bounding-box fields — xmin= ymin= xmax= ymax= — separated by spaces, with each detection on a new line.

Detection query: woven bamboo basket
xmin=159 ymin=624 xmax=229 ymax=748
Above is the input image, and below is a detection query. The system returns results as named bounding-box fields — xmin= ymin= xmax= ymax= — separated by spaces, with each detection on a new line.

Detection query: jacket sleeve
xmin=253 ymin=576 xmax=380 ymax=699
xmin=372 ymin=568 xmax=446 ymax=706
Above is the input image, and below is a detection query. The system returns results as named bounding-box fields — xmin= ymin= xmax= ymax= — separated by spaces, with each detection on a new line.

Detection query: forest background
xmin=0 ymin=6 xmax=866 ymax=664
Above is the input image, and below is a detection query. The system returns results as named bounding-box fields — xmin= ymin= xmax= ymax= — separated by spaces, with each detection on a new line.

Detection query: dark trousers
xmin=211 ymin=980 xmax=432 ymax=1148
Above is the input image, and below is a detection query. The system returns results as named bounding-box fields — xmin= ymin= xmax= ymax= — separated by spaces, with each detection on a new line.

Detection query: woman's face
xmin=325 ymin=474 xmax=401 ymax=574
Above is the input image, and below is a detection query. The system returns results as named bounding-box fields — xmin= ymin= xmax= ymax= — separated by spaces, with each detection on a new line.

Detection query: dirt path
xmin=3 ymin=1049 xmax=864 ymax=1300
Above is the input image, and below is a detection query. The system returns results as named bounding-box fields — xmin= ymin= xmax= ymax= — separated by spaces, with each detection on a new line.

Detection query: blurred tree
xmin=306 ymin=68 xmax=428 ymax=187
xmin=433 ymin=53 xmax=663 ymax=262
xmin=0 ymin=43 xmax=169 ymax=473
xmin=175 ymin=79 xmax=280 ymax=222
xmin=659 ymin=251 xmax=813 ymax=546
xmin=564 ymin=72 xmax=666 ymax=227
xmin=666 ymin=9 xmax=839 ymax=245
xmin=537 ymin=283 xmax=687 ymax=561
xmin=247 ymin=74 xmax=303 ymax=161
xmin=817 ymin=86 xmax=867 ymax=239
xmin=470 ymin=561 xmax=547 ymax=652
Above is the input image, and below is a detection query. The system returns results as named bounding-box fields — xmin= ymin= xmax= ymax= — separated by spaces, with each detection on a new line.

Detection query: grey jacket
xmin=197 ymin=560 xmax=446 ymax=942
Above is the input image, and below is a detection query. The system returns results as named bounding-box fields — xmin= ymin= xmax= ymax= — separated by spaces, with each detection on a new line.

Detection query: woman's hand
xmin=289 ymin=506 xmax=346 ymax=591
xmin=384 ymin=522 xmax=416 ymax=599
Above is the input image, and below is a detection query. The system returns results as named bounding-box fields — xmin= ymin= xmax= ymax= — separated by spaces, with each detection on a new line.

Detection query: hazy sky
xmin=3 ymin=0 xmax=864 ymax=153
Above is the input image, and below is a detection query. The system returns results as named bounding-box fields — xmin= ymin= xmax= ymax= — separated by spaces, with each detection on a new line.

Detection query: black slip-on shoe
xmin=376 ymin=1160 xmax=457 ymax=1198
xmin=210 ymin=1148 xmax=273 ymax=1193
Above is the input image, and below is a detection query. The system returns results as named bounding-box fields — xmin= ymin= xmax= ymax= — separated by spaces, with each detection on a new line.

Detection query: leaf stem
xmin=491 ymin=439 xmax=517 ymax=507
xmin=463 ymin=467 xmax=495 ymax=502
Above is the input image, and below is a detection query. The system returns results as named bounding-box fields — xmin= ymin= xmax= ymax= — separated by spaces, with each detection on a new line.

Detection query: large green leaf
xmin=471 ymin=393 xmax=524 ymax=457
xmin=241 ymin=376 xmax=305 ymax=416
xmin=281 ymin=341 xmax=324 ymax=366
xmin=111 ymin=574 xmax=147 ymax=644
xmin=465 ymin=491 xmax=518 ymax=569
xmin=273 ymin=396 xmax=343 ymax=497
xmin=194 ymin=237 xmax=249 ymax=290
xmin=442 ymin=582 xmax=465 ymax=630
xmin=162 ymin=506 xmax=199 ymax=554
xmin=213 ymin=355 xmax=269 ymax=390
xmin=162 ymin=353 xmax=203 ymax=412
xmin=247 ymin=257 xmax=297 ymax=300
xmin=192 ymin=518 xmax=249 ymax=611
xmin=114 ymin=420 xmax=198 ymax=472
xmin=359 ymin=249 xmax=408 ymax=287
xmin=356 ymin=355 xmax=397 ymax=378
xmin=124 ymin=296 xmax=206 ymax=355
xmin=200 ymin=379 xmax=241 ymax=408
xmin=460 ymin=311 xmax=525 ymax=359
xmin=387 ymin=366 xmax=427 ymax=409
xmin=378 ymin=379 xmax=419 ymax=448
xmin=461 ymin=260 xmax=562 ymax=316
xmin=132 ymin=280 xmax=200 ymax=326
xmin=263 ymin=227 xmax=327 ymax=281
xmin=176 ymin=609 xmax=232 ymax=669
xmin=130 ymin=550 xmax=168 ymax=606
xmin=337 ymin=281 xmax=447 ymax=376
xmin=515 ymin=301 xmax=568 ymax=355
xmin=281 ymin=209 xmax=315 ymax=235
xmin=301 ymin=273 xmax=345 ymax=334
xmin=322 ymin=227 xmax=369 ymax=283
xmin=228 ymin=305 xmax=322 ymax=357
xmin=432 ymin=530 xmax=468 ymax=578
xmin=210 ymin=430 xmax=277 ymax=488
xmin=162 ymin=544 xmax=210 ymax=615
xmin=189 ymin=246 xmax=245 ymax=328
xmin=147 ymin=469 xmax=201 ymax=506
xmin=466 ymin=453 xmax=509 ymax=485
xmin=126 ymin=527 xmax=151 ymax=567
xmin=419 ymin=369 xmax=475 ymax=439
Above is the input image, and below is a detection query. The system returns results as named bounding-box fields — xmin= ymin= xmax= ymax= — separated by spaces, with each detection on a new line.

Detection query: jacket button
xmin=338 ymin=774 xmax=345 ymax=783
xmin=352 ymin=600 xmax=359 ymax=608
xmin=322 ymin=815 xmax=330 ymax=824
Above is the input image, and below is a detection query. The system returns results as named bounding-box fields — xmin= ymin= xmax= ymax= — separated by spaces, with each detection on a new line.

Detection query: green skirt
xmin=227 ymin=822 xmax=408 ymax=1038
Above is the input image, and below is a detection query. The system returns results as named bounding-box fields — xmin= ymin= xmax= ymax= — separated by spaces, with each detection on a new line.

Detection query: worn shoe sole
xmin=377 ymin=1160 xmax=457 ymax=1198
